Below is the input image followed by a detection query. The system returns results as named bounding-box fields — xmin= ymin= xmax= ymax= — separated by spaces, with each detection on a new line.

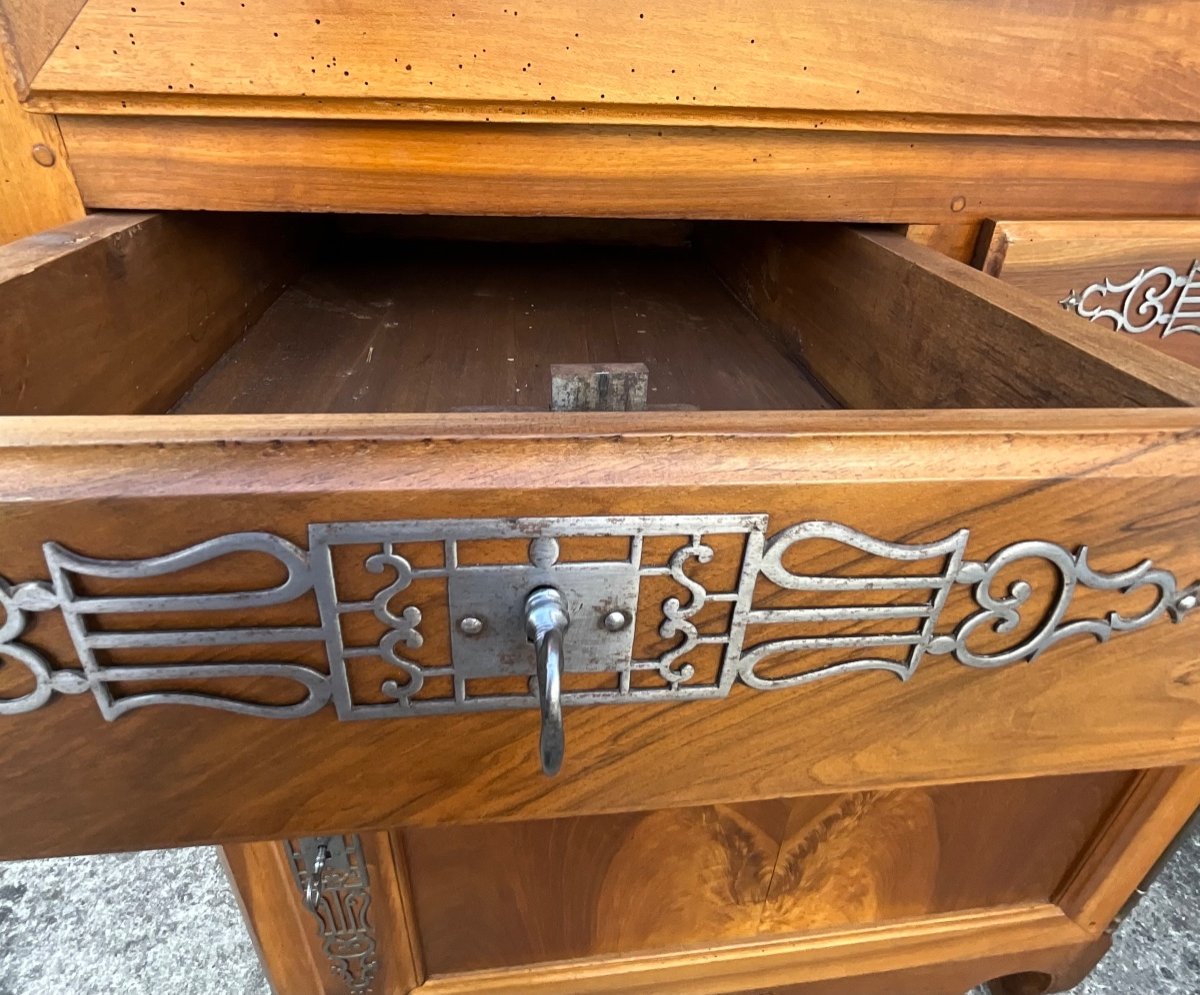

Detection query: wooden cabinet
xmin=0 ymin=212 xmax=1198 ymax=993
xmin=1 ymin=4 xmax=1199 ymax=994
xmin=218 ymin=780 xmax=1200 ymax=994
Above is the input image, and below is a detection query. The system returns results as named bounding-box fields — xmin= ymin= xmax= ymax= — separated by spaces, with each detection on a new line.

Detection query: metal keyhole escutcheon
xmin=524 ymin=587 xmax=568 ymax=776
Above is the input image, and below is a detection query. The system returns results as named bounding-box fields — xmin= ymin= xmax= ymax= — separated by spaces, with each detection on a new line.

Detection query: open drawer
xmin=0 ymin=214 xmax=1198 ymax=861
xmin=979 ymin=219 xmax=1200 ymax=369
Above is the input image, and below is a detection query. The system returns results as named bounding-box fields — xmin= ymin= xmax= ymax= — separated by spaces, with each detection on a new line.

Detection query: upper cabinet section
xmin=6 ymin=1 xmax=1200 ymax=218
xmin=20 ymin=1 xmax=1200 ymax=132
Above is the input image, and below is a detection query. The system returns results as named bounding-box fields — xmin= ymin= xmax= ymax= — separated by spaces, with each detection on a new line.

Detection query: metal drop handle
xmin=524 ymin=587 xmax=568 ymax=776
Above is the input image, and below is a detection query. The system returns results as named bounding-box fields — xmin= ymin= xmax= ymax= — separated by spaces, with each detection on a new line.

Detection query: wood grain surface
xmin=0 ymin=0 xmax=86 ymax=95
xmin=707 ymin=225 xmax=1200 ymax=408
xmin=905 ymin=223 xmax=983 ymax=265
xmin=52 ymin=116 xmax=1200 ymax=221
xmin=223 ymin=765 xmax=1200 ymax=994
xmin=980 ymin=220 xmax=1200 ymax=370
xmin=0 ymin=212 xmax=294 ymax=413
xmin=27 ymin=1 xmax=1200 ymax=132
xmin=0 ymin=410 xmax=1197 ymax=858
xmin=175 ymin=242 xmax=834 ymax=414
xmin=0 ymin=44 xmax=82 ymax=243
xmin=404 ymin=773 xmax=1131 ymax=973
xmin=416 ymin=904 xmax=1093 ymax=995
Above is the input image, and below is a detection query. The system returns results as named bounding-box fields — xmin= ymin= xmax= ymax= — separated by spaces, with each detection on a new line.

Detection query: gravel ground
xmin=0 ymin=849 xmax=269 ymax=995
xmin=0 ymin=827 xmax=1196 ymax=995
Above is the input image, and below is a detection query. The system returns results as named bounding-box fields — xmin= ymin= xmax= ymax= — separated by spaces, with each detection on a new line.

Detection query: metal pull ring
xmin=304 ymin=839 xmax=330 ymax=910
xmin=524 ymin=587 xmax=568 ymax=776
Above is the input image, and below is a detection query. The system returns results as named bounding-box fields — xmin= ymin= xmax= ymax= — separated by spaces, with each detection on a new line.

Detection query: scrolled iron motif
xmin=656 ymin=539 xmax=716 ymax=687
xmin=1060 ymin=259 xmax=1200 ymax=338
xmin=737 ymin=522 xmax=969 ymax=688
xmin=363 ymin=547 xmax=426 ymax=702
xmin=0 ymin=516 xmax=1195 ymax=727
xmin=0 ymin=578 xmax=89 ymax=715
xmin=927 ymin=543 xmax=1196 ymax=667
xmin=286 ymin=836 xmax=378 ymax=995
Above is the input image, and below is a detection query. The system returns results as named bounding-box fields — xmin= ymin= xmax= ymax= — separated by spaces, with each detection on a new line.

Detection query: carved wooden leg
xmin=983 ymin=935 xmax=1110 ymax=994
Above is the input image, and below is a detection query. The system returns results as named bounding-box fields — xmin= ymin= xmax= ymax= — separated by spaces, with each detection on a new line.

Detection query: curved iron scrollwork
xmin=0 ymin=579 xmax=89 ymax=715
xmin=929 ymin=543 xmax=1194 ymax=668
xmin=364 ymin=547 xmax=425 ymax=703
xmin=0 ymin=516 xmax=1195 ymax=722
xmin=656 ymin=539 xmax=717 ymax=687
xmin=1060 ymin=259 xmax=1200 ymax=338
xmin=737 ymin=522 xmax=969 ymax=688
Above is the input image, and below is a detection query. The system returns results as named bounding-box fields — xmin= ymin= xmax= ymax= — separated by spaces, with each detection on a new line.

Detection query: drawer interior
xmin=5 ymin=213 xmax=1197 ymax=419
xmin=173 ymin=230 xmax=836 ymax=415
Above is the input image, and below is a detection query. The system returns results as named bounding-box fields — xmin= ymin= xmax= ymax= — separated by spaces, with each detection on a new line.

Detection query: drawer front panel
xmin=0 ymin=411 xmax=1198 ymax=856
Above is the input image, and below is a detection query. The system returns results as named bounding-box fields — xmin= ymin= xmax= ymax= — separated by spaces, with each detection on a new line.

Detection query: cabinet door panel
xmin=403 ymin=773 xmax=1133 ymax=973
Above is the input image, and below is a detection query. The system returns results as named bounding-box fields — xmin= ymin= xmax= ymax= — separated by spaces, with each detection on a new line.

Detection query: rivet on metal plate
xmin=603 ymin=609 xmax=630 ymax=632
xmin=458 ymin=616 xmax=485 ymax=636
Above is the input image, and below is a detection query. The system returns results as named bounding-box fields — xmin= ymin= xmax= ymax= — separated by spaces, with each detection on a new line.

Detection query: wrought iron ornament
xmin=1060 ymin=259 xmax=1200 ymax=338
xmin=286 ymin=835 xmax=377 ymax=995
xmin=0 ymin=515 xmax=1196 ymax=727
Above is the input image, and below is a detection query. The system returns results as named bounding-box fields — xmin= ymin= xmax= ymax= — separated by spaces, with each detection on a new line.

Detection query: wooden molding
xmin=1055 ymin=765 xmax=1200 ymax=935
xmin=417 ymin=905 xmax=1090 ymax=995
xmin=26 ymin=1 xmax=1200 ymax=132
xmin=47 ymin=115 xmax=1200 ymax=221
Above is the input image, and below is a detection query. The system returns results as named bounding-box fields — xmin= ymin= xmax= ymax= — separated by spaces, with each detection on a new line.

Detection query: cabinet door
xmin=223 ymin=769 xmax=1200 ymax=995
